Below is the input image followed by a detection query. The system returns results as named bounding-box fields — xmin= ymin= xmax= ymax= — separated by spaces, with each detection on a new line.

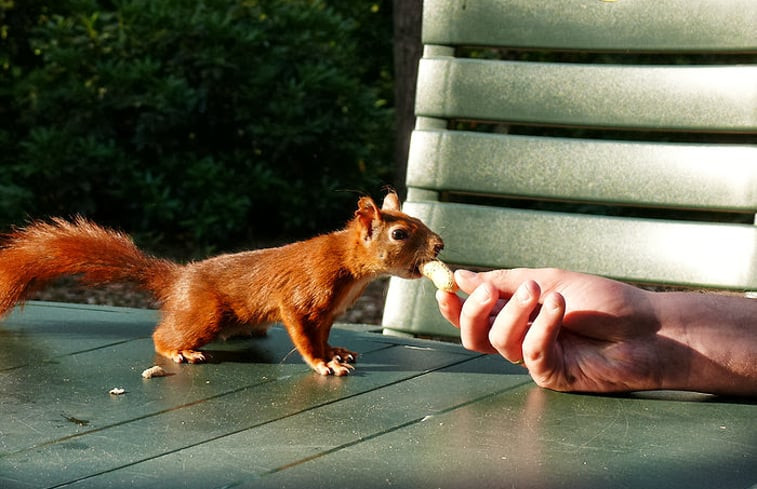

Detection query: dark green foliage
xmin=0 ymin=0 xmax=394 ymax=248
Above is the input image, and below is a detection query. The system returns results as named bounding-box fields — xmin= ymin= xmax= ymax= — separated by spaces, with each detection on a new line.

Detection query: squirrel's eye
xmin=391 ymin=228 xmax=409 ymax=241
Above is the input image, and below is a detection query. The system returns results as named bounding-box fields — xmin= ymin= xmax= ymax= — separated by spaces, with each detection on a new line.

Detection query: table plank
xmin=0 ymin=302 xmax=157 ymax=370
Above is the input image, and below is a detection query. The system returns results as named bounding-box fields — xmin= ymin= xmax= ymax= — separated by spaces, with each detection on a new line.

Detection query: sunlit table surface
xmin=1 ymin=302 xmax=755 ymax=489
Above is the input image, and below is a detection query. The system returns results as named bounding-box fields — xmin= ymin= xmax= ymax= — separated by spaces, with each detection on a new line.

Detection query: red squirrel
xmin=0 ymin=191 xmax=443 ymax=376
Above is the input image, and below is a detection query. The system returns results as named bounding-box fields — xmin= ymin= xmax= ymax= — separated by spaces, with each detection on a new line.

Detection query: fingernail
xmin=471 ymin=284 xmax=491 ymax=304
xmin=545 ymin=292 xmax=565 ymax=311
xmin=455 ymin=269 xmax=475 ymax=281
xmin=435 ymin=289 xmax=451 ymax=304
xmin=516 ymin=282 xmax=532 ymax=303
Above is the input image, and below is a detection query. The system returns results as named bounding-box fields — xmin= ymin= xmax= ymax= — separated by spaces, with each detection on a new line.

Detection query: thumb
xmin=477 ymin=268 xmax=566 ymax=298
xmin=453 ymin=269 xmax=485 ymax=295
xmin=457 ymin=268 xmax=562 ymax=298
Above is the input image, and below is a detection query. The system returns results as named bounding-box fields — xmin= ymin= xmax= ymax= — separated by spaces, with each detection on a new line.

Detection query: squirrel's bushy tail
xmin=0 ymin=217 xmax=179 ymax=315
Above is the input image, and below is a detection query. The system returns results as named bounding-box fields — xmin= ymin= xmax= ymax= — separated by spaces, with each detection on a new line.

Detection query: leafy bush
xmin=0 ymin=0 xmax=393 ymax=248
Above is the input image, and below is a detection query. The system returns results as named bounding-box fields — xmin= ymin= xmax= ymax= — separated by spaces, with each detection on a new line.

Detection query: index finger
xmin=435 ymin=289 xmax=464 ymax=329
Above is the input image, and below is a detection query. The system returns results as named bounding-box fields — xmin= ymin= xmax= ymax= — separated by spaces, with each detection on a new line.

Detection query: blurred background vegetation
xmin=0 ymin=0 xmax=402 ymax=253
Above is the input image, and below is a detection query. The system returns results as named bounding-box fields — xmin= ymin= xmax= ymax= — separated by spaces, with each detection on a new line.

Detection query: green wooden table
xmin=1 ymin=302 xmax=755 ymax=488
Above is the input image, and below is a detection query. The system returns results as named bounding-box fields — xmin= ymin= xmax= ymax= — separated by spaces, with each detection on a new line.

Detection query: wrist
xmin=655 ymin=292 xmax=757 ymax=396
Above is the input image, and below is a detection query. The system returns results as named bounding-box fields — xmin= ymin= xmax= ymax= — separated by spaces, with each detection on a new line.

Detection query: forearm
xmin=655 ymin=292 xmax=757 ymax=396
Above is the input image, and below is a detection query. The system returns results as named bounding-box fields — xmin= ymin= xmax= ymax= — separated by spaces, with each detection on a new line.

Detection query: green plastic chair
xmin=382 ymin=0 xmax=757 ymax=338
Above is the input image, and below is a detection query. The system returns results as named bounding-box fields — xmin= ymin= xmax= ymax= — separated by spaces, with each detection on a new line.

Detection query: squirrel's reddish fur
xmin=0 ymin=191 xmax=443 ymax=375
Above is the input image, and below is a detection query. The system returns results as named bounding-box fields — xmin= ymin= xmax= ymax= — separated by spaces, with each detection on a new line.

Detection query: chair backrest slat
xmin=416 ymin=58 xmax=757 ymax=132
xmin=407 ymin=130 xmax=757 ymax=212
xmin=422 ymin=0 xmax=757 ymax=52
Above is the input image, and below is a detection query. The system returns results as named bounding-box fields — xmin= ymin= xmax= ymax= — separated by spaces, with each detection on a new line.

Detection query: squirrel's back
xmin=0 ymin=217 xmax=179 ymax=315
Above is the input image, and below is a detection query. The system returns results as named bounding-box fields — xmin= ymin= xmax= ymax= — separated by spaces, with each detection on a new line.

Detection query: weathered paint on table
xmin=1 ymin=302 xmax=755 ymax=488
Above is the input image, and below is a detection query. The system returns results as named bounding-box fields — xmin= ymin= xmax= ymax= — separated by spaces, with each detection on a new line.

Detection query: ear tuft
xmin=381 ymin=191 xmax=401 ymax=212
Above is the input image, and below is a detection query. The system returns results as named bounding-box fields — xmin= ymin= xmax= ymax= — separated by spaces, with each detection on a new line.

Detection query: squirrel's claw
xmin=168 ymin=350 xmax=207 ymax=364
xmin=313 ymin=359 xmax=354 ymax=376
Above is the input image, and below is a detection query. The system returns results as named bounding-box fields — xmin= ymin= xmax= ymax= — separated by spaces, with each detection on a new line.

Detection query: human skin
xmin=435 ymin=268 xmax=757 ymax=396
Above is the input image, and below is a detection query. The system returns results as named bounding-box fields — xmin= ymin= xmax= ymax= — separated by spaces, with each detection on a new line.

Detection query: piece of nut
xmin=141 ymin=365 xmax=168 ymax=379
xmin=420 ymin=260 xmax=459 ymax=293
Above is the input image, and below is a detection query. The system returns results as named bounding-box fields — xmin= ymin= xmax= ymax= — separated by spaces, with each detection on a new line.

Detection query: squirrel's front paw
xmin=328 ymin=358 xmax=355 ymax=376
xmin=313 ymin=359 xmax=355 ymax=376
xmin=156 ymin=347 xmax=207 ymax=364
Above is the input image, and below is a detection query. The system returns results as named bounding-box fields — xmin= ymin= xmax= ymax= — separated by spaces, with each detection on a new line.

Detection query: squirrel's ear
xmin=355 ymin=196 xmax=382 ymax=241
xmin=381 ymin=191 xmax=401 ymax=212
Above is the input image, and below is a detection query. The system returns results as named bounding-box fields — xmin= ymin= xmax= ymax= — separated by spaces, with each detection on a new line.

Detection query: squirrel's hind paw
xmin=328 ymin=347 xmax=358 ymax=364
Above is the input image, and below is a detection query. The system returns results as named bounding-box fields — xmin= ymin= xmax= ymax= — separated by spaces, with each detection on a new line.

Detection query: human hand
xmin=435 ymin=268 xmax=677 ymax=393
